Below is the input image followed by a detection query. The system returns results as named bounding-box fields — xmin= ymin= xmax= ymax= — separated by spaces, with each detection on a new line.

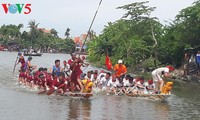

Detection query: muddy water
xmin=0 ymin=51 xmax=200 ymax=120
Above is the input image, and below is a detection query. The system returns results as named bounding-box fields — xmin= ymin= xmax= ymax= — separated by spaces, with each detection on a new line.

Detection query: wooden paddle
xmin=37 ymin=90 xmax=46 ymax=94
xmin=46 ymin=88 xmax=55 ymax=95
xmin=13 ymin=53 xmax=19 ymax=74
xmin=46 ymin=83 xmax=66 ymax=95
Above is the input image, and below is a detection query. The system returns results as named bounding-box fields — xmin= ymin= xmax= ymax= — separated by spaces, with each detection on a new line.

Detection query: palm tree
xmin=17 ymin=24 xmax=23 ymax=38
xmin=65 ymin=28 xmax=70 ymax=38
xmin=50 ymin=28 xmax=58 ymax=37
xmin=28 ymin=20 xmax=39 ymax=47
xmin=17 ymin=23 xmax=24 ymax=30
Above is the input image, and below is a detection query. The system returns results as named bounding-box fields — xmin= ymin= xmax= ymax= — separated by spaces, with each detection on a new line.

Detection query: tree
xmin=87 ymin=1 xmax=163 ymax=68
xmin=50 ymin=28 xmax=58 ymax=37
xmin=28 ymin=20 xmax=40 ymax=47
xmin=156 ymin=0 xmax=200 ymax=67
xmin=65 ymin=28 xmax=70 ymax=38
xmin=17 ymin=24 xmax=23 ymax=30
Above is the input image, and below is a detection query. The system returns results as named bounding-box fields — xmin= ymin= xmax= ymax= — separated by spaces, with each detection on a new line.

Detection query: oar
xmin=13 ymin=53 xmax=19 ymax=74
xmin=46 ymin=88 xmax=56 ymax=95
xmin=37 ymin=90 xmax=46 ymax=94
xmin=46 ymin=82 xmax=67 ymax=95
xmin=126 ymin=86 xmax=136 ymax=94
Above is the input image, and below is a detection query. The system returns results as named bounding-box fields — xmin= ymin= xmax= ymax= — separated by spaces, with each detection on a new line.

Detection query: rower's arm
xmin=164 ymin=72 xmax=171 ymax=77
xmin=60 ymin=68 xmax=64 ymax=72
xmin=44 ymin=79 xmax=49 ymax=89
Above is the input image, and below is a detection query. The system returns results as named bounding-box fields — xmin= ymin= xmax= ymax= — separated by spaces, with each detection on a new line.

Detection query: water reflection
xmin=68 ymin=98 xmax=91 ymax=120
xmin=154 ymin=102 xmax=169 ymax=120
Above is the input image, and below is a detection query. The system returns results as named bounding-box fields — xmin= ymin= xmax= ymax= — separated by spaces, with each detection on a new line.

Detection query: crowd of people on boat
xmin=16 ymin=52 xmax=174 ymax=96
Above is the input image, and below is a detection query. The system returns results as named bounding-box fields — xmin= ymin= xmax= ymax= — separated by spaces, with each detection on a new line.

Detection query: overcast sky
xmin=0 ymin=0 xmax=195 ymax=38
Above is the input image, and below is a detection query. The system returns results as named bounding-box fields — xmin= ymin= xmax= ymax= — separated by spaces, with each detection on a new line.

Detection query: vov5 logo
xmin=1 ymin=4 xmax=31 ymax=14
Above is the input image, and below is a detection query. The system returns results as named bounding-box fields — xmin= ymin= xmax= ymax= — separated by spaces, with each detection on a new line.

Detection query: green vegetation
xmin=87 ymin=0 xmax=200 ymax=70
xmin=0 ymin=20 xmax=75 ymax=53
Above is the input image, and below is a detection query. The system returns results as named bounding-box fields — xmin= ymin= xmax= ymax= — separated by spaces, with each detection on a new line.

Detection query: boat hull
xmin=126 ymin=93 xmax=171 ymax=101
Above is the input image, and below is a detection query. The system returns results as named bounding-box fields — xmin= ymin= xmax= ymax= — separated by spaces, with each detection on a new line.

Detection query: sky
xmin=0 ymin=0 xmax=195 ymax=38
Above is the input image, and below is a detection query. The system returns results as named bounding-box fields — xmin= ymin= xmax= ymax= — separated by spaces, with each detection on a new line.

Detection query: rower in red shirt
xmin=52 ymin=72 xmax=69 ymax=94
xmin=68 ymin=53 xmax=83 ymax=92
xmin=17 ymin=52 xmax=26 ymax=84
xmin=37 ymin=73 xmax=46 ymax=91
xmin=33 ymin=67 xmax=44 ymax=87
xmin=17 ymin=52 xmax=25 ymax=72
xmin=45 ymin=73 xmax=54 ymax=90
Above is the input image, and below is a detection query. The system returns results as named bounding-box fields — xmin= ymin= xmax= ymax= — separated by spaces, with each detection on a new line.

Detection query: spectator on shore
xmin=196 ymin=51 xmax=200 ymax=73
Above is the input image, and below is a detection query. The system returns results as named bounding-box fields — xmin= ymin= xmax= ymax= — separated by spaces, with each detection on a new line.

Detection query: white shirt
xmin=144 ymin=82 xmax=155 ymax=89
xmin=99 ymin=76 xmax=110 ymax=87
xmin=90 ymin=75 xmax=99 ymax=83
xmin=97 ymin=73 xmax=106 ymax=80
xmin=152 ymin=67 xmax=169 ymax=76
xmin=107 ymin=79 xmax=120 ymax=87
xmin=123 ymin=78 xmax=130 ymax=87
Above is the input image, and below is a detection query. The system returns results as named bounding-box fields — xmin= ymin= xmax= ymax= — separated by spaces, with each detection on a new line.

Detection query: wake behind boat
xmin=24 ymin=53 xmax=42 ymax=56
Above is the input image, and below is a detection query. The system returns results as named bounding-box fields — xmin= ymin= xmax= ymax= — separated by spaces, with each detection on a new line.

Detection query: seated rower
xmin=33 ymin=67 xmax=44 ymax=88
xmin=26 ymin=71 xmax=34 ymax=88
xmin=123 ymin=74 xmax=131 ymax=87
xmin=120 ymin=75 xmax=131 ymax=93
xmin=44 ymin=73 xmax=54 ymax=91
xmin=37 ymin=73 xmax=46 ymax=91
xmin=51 ymin=59 xmax=63 ymax=77
xmin=52 ymin=72 xmax=68 ymax=94
xmin=124 ymin=77 xmax=135 ymax=93
xmin=106 ymin=74 xmax=120 ymax=95
xmin=91 ymin=71 xmax=99 ymax=87
xmin=130 ymin=77 xmax=145 ymax=94
xmin=85 ymin=71 xmax=93 ymax=80
xmin=134 ymin=77 xmax=145 ymax=94
xmin=145 ymin=79 xmax=155 ymax=94
xmin=63 ymin=60 xmax=71 ymax=76
xmin=99 ymin=72 xmax=111 ymax=91
xmin=128 ymin=77 xmax=134 ymax=87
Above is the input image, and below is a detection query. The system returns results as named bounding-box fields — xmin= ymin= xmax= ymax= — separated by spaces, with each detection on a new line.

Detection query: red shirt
xmin=46 ymin=74 xmax=53 ymax=88
xmin=19 ymin=56 xmax=25 ymax=70
xmin=52 ymin=78 xmax=65 ymax=87
xmin=19 ymin=56 xmax=25 ymax=64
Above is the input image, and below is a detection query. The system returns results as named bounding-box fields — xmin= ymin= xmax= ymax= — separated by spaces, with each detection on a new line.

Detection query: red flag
xmin=105 ymin=54 xmax=112 ymax=70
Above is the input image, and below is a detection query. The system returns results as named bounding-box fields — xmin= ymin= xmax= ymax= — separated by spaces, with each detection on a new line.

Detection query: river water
xmin=0 ymin=51 xmax=200 ymax=120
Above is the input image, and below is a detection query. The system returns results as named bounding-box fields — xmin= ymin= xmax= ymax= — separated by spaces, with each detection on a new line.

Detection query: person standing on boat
xmin=151 ymin=66 xmax=174 ymax=94
xmin=113 ymin=60 xmax=127 ymax=81
xmin=24 ymin=56 xmax=37 ymax=72
xmin=17 ymin=52 xmax=25 ymax=72
xmin=51 ymin=59 xmax=63 ymax=77
xmin=68 ymin=53 xmax=84 ymax=92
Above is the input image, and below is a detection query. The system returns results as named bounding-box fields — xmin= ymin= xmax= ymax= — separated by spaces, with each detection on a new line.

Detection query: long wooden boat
xmin=92 ymin=87 xmax=171 ymax=101
xmin=126 ymin=93 xmax=171 ymax=101
xmin=58 ymin=92 xmax=93 ymax=99
xmin=24 ymin=53 xmax=42 ymax=56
